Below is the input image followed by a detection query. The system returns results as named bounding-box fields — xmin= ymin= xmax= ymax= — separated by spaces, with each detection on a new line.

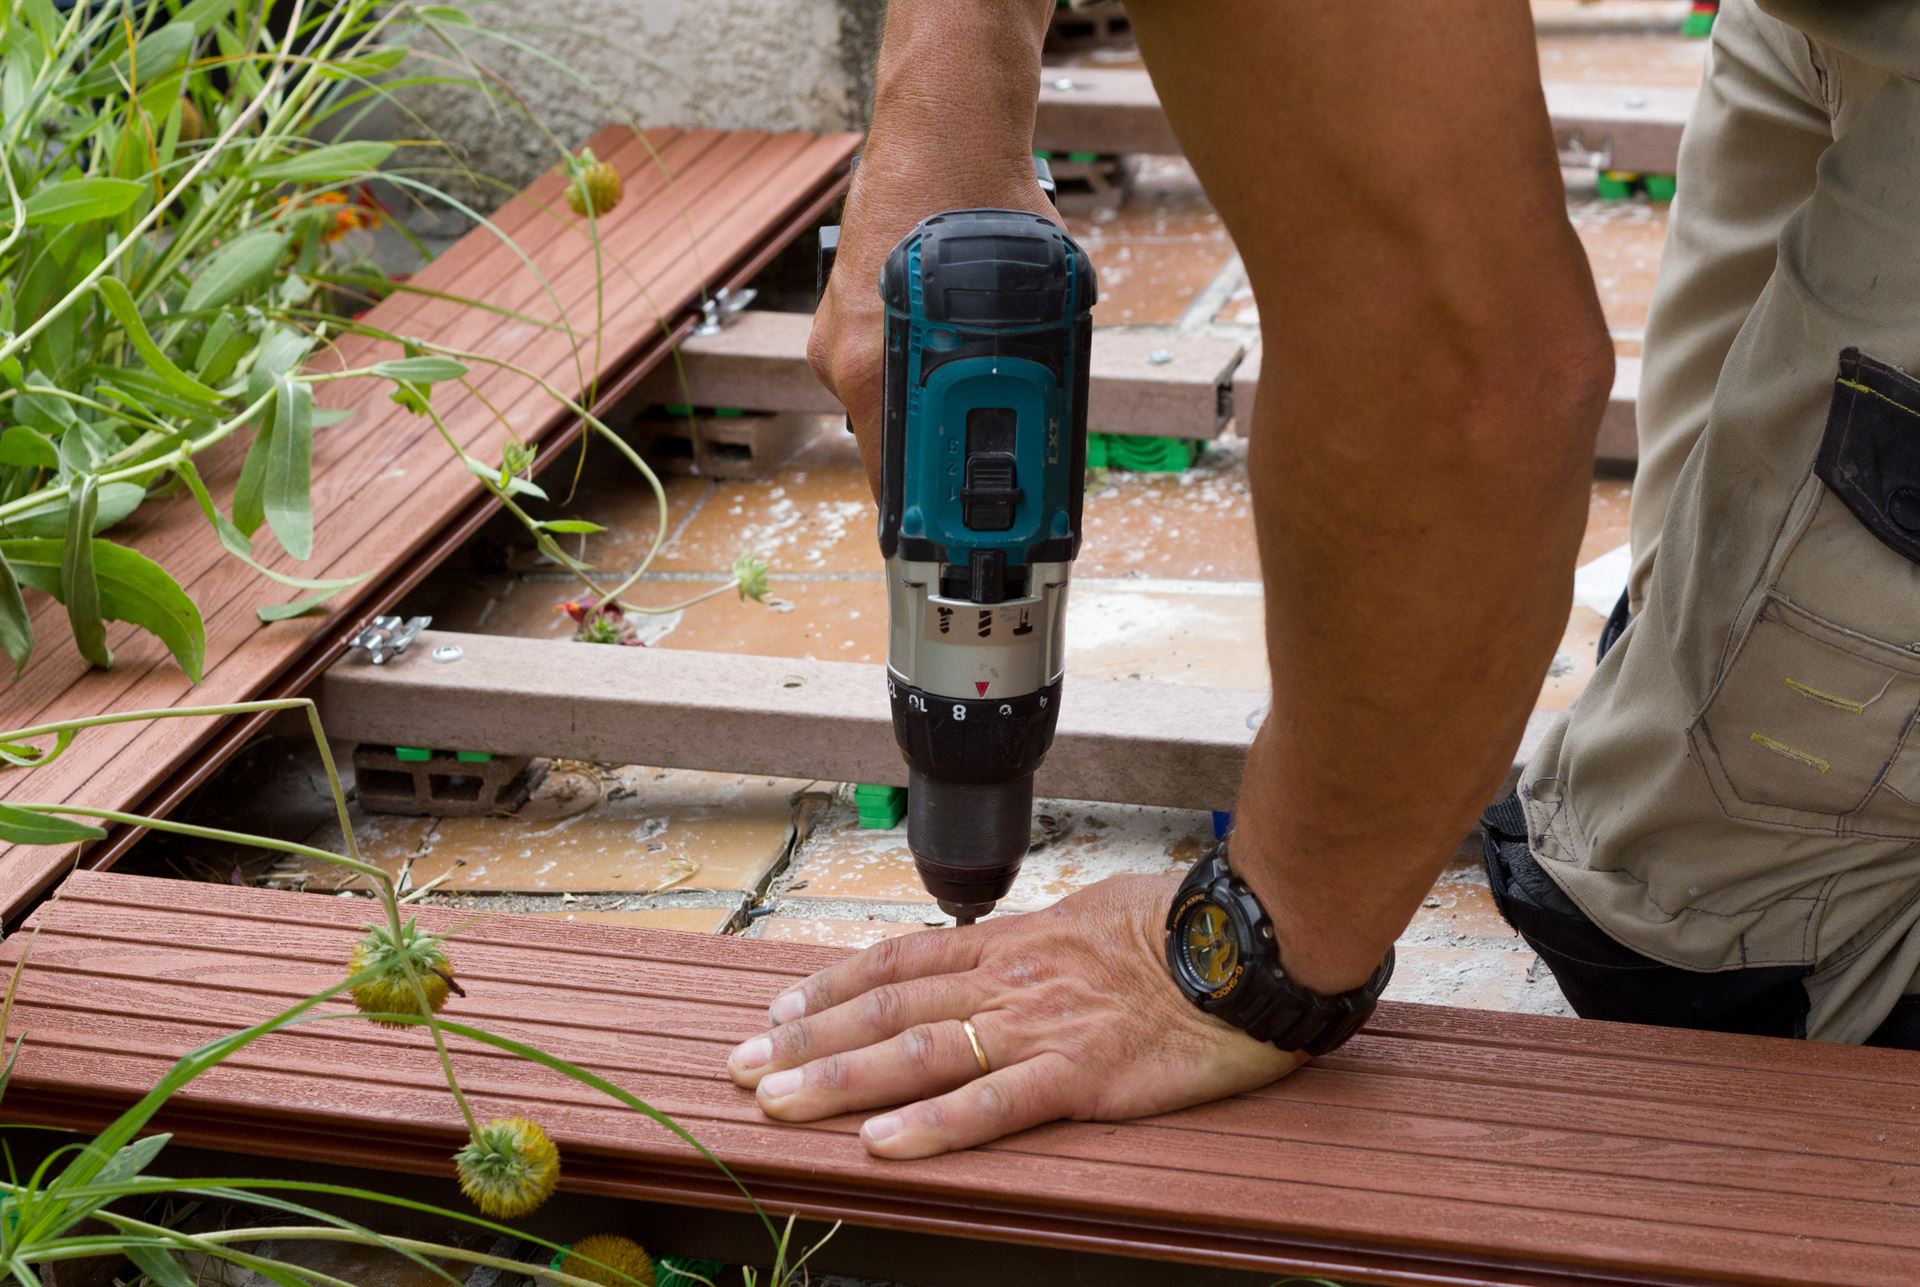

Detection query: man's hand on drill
xmin=726 ymin=874 xmax=1303 ymax=1159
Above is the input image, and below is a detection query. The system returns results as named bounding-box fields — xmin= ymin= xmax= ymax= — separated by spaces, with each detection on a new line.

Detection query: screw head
xmin=1147 ymin=348 xmax=1174 ymax=365
xmin=1625 ymin=94 xmax=1649 ymax=109
xmin=432 ymin=644 xmax=464 ymax=663
xmin=1050 ymin=77 xmax=1080 ymax=92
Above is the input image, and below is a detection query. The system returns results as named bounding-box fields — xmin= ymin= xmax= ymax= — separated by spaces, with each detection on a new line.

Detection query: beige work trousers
xmin=1523 ymin=0 xmax=1920 ymax=1042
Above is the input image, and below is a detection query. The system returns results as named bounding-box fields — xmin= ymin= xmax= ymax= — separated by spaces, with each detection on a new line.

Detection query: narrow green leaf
xmin=171 ymin=0 xmax=238 ymax=34
xmin=18 ymin=178 xmax=142 ymax=227
xmin=176 ymin=461 xmax=364 ymax=593
xmin=3 ymin=538 xmax=206 ymax=682
xmin=96 ymin=278 xmax=221 ymax=403
xmin=0 ymin=552 xmax=31 ymax=677
xmin=3 ymin=482 xmax=145 ymax=539
xmin=251 ymin=140 xmax=394 ymax=184
xmin=537 ymin=519 xmax=607 ymax=535
xmin=234 ymin=414 xmax=272 ymax=537
xmin=60 ymin=477 xmax=111 ymax=670
xmin=418 ymin=5 xmax=475 ymax=24
xmin=181 ymin=230 xmax=288 ymax=314
xmin=264 ymin=375 xmax=313 ymax=560
xmin=256 ymin=589 xmax=340 ymax=622
xmin=372 ymin=355 xmax=467 ymax=384
xmin=98 ymin=1133 xmax=171 ymax=1184
xmin=464 ymin=458 xmax=548 ymax=500
xmin=316 ymin=46 xmax=409 ymax=79
xmin=124 ymin=1245 xmax=196 ymax=1287
xmin=193 ymin=313 xmax=252 ymax=385
xmin=0 ymin=426 xmax=59 ymax=470
xmin=69 ymin=20 xmax=194 ymax=98
xmin=0 ymin=730 xmax=72 ymax=768
xmin=0 ymin=804 xmax=106 ymax=846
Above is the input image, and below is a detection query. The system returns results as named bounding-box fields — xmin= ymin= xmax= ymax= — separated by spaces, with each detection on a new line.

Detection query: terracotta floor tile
xmin=1409 ymin=877 xmax=1518 ymax=944
xmin=782 ymin=797 xmax=1210 ymax=911
xmin=531 ymin=906 xmax=736 ymax=933
xmin=649 ymin=575 xmax=890 ymax=663
xmin=1384 ymin=943 xmax=1569 ymax=1015
xmin=511 ymin=466 xmax=714 ymax=577
xmin=1581 ymin=476 xmax=1634 ymax=565
xmin=1080 ymin=442 xmax=1259 ymax=581
xmin=1569 ymin=197 xmax=1668 ymax=335
xmin=1066 ymin=173 xmax=1234 ymax=326
xmin=287 ymin=767 xmax=803 ymax=894
xmin=755 ymin=917 xmax=936 ymax=948
xmin=1539 ymin=606 xmax=1609 ymax=713
xmin=654 ymin=424 xmax=882 ymax=577
xmin=1066 ymin=579 xmax=1268 ymax=688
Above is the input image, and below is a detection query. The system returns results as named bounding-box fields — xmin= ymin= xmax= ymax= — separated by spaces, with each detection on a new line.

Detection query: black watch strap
xmin=1167 ymin=842 xmax=1394 ymax=1058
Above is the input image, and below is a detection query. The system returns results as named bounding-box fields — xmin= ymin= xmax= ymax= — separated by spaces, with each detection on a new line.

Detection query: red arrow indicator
xmin=975 ymin=681 xmax=990 ymax=697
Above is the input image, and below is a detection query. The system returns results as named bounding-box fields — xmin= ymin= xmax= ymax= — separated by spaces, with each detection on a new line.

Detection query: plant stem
xmin=14 ymin=804 xmax=386 ymax=886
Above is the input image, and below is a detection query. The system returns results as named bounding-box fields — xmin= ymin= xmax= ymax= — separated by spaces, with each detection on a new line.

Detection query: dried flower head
xmin=455 ymin=1117 xmax=560 ymax=1218
xmin=561 ymin=1234 xmax=656 ymax=1287
xmin=347 ymin=918 xmax=456 ymax=1027
xmin=733 ymin=551 xmax=770 ymax=603
xmin=565 ymin=148 xmax=623 ymax=218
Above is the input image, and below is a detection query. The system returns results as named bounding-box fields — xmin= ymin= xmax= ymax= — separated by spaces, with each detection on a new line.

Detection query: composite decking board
xmin=630 ymin=310 xmax=1245 ymax=439
xmin=5 ymin=873 xmax=1918 ymax=1285
xmin=315 ymin=630 xmax=1262 ymax=811
xmin=1033 ymin=67 xmax=1692 ymax=174
xmin=0 ymin=127 xmax=861 ymax=917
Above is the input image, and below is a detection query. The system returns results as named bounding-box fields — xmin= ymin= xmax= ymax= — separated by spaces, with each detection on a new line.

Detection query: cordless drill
xmin=855 ymin=207 xmax=1096 ymax=924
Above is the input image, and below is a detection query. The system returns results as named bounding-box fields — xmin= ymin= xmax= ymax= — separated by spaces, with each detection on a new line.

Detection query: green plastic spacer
xmin=454 ymin=750 xmax=492 ymax=763
xmin=1086 ymin=433 xmax=1110 ymax=470
xmin=661 ymin=403 xmax=693 ymax=416
xmin=1595 ymin=170 xmax=1640 ymax=201
xmin=394 ymin=746 xmax=432 ymax=763
xmin=1643 ymin=173 xmax=1677 ymax=202
xmin=1098 ymin=433 xmax=1201 ymax=473
xmin=854 ymin=783 xmax=907 ymax=829
xmin=713 ymin=406 xmax=746 ymax=418
xmin=1066 ymin=150 xmax=1100 ymax=164
xmin=1683 ymin=8 xmax=1716 ymax=38
xmin=658 ymin=1261 xmax=728 ymax=1287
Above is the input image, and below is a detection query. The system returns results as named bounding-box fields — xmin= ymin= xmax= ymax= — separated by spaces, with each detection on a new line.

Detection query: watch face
xmin=1177 ymin=899 xmax=1241 ymax=992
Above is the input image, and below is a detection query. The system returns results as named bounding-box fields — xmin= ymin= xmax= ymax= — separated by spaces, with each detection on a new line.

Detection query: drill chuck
xmin=907 ymin=769 xmax=1034 ymax=921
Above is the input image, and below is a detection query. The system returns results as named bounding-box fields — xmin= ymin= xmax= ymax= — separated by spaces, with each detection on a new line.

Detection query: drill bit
xmin=954 ymin=911 xmax=978 ymax=927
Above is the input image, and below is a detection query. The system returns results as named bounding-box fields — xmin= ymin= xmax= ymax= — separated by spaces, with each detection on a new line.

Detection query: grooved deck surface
xmin=0 ymin=126 xmax=859 ymax=919
xmin=8 ymin=871 xmax=1919 ymax=1286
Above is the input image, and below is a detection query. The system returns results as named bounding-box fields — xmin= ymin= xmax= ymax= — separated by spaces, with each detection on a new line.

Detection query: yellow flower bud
xmin=455 ymin=1117 xmax=561 ymax=1218
xmin=561 ymin=1234 xmax=656 ymax=1287
xmin=347 ymin=919 xmax=455 ymax=1028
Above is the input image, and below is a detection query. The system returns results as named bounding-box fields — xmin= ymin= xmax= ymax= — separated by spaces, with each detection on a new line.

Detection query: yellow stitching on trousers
xmin=1783 ymin=677 xmax=1869 ymax=715
xmin=1838 ymin=377 xmax=1920 ymax=421
xmin=1750 ymin=732 xmax=1831 ymax=774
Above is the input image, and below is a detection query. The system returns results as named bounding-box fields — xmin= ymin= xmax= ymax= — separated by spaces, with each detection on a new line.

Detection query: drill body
xmin=877 ymin=209 xmax=1096 ymax=922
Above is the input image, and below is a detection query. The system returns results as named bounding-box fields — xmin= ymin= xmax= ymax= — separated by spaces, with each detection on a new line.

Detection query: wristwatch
xmin=1164 ymin=842 xmax=1394 ymax=1057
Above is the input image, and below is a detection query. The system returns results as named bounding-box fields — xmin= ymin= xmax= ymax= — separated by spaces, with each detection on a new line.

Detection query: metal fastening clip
xmin=693 ymin=286 xmax=757 ymax=336
xmin=346 ymin=615 xmax=431 ymax=665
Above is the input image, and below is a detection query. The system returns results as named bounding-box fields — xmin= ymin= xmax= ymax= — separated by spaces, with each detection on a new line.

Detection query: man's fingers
xmin=768 ymin=925 xmax=986 ymax=1026
xmin=750 ymin=1018 xmax=993 ymax=1122
xmin=728 ymin=974 xmax=985 ymax=1089
xmin=860 ymin=1051 xmax=1077 ymax=1160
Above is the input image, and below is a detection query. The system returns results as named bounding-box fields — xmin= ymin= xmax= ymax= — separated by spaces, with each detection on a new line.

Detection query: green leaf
xmin=257 ymin=589 xmax=339 ymax=622
xmin=98 ymin=1132 xmax=171 ymax=1184
xmin=0 ymin=552 xmax=31 ymax=677
xmin=96 ymin=278 xmax=222 ymax=403
xmin=537 ymin=519 xmax=607 ymax=535
xmin=0 ymin=729 xmax=73 ymax=768
xmin=193 ymin=312 xmax=252 ymax=385
xmin=0 ymin=427 xmax=59 ymax=470
xmin=18 ymin=178 xmax=142 ymax=227
xmin=264 ymin=375 xmax=313 ymax=560
xmin=182 ymin=230 xmax=288 ymax=314
xmin=372 ymin=355 xmax=467 ymax=384
xmin=234 ymin=411 xmax=272 ymax=536
xmin=418 ymin=5 xmax=475 ymax=23
xmin=69 ymin=20 xmax=194 ymax=98
xmin=0 ymin=804 xmax=106 ymax=846
xmin=175 ymin=460 xmax=364 ymax=596
xmin=124 ymin=1245 xmax=196 ymax=1287
xmin=316 ymin=46 xmax=409 ymax=79
xmin=60 ymin=477 xmax=111 ymax=670
xmin=251 ymin=140 xmax=395 ymax=184
xmin=3 ymin=538 xmax=206 ymax=682
xmin=3 ymin=482 xmax=146 ymax=539
xmin=465 ymin=457 xmax=546 ymax=500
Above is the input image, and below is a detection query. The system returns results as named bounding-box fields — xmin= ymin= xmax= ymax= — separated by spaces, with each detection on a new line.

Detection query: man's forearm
xmin=1126 ymin=0 xmax=1615 ymax=993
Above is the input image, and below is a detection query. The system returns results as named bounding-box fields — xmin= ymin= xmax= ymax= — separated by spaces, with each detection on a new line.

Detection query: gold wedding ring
xmin=961 ymin=1017 xmax=992 ymax=1075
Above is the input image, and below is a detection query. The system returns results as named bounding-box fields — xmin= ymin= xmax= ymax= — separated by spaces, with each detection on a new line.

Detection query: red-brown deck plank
xmin=0 ymin=126 xmax=860 ymax=917
xmin=5 ymin=871 xmax=1917 ymax=1286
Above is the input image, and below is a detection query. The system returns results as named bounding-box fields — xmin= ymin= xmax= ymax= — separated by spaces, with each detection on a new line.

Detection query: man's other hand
xmin=726 ymin=874 xmax=1303 ymax=1158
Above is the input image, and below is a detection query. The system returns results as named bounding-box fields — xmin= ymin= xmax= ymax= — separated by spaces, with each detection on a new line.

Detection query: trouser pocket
xmin=1480 ymin=796 xmax=1810 ymax=1037
xmin=1690 ymin=350 xmax=1920 ymax=840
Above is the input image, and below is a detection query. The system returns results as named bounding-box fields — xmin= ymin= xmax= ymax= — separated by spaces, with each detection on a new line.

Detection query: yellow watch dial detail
xmin=1182 ymin=902 xmax=1239 ymax=989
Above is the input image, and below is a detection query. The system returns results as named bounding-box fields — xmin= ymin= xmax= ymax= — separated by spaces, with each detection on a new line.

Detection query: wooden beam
xmin=636 ymin=312 xmax=1244 ymax=439
xmin=317 ymin=631 xmax=1265 ymax=812
xmin=1232 ymin=343 xmax=1642 ymax=467
xmin=1035 ymin=68 xmax=1692 ymax=174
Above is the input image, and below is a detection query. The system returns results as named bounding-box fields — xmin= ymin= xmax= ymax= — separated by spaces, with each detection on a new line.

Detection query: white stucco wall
xmin=402 ymin=0 xmax=878 ymax=209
